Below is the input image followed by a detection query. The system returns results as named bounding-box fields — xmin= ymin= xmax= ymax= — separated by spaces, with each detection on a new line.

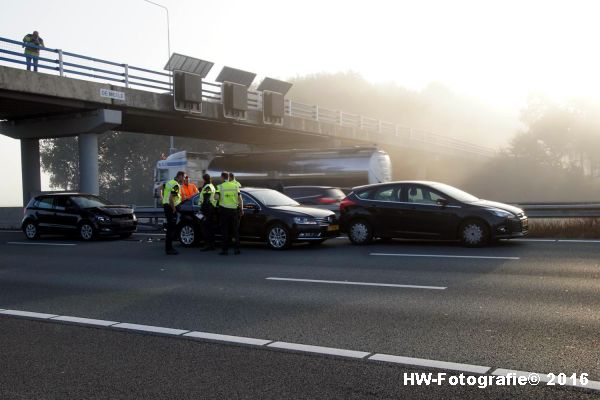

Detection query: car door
xmin=400 ymin=184 xmax=459 ymax=238
xmin=52 ymin=196 xmax=79 ymax=231
xmin=239 ymin=193 xmax=267 ymax=239
xmin=33 ymin=196 xmax=55 ymax=228
xmin=365 ymin=185 xmax=404 ymax=236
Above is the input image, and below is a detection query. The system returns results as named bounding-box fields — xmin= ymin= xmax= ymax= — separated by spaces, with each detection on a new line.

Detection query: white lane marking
xmin=268 ymin=342 xmax=370 ymax=359
xmin=493 ymin=368 xmax=600 ymax=391
xmin=0 ymin=310 xmax=58 ymax=319
xmin=112 ymin=323 xmax=189 ymax=336
xmin=370 ymin=354 xmax=490 ymax=374
xmin=370 ymin=253 xmax=520 ymax=260
xmin=6 ymin=242 xmax=77 ymax=246
xmin=557 ymin=239 xmax=600 ymax=243
xmin=184 ymin=331 xmax=271 ymax=346
xmin=0 ymin=230 xmax=23 ymax=233
xmin=506 ymin=239 xmax=557 ymax=242
xmin=266 ymin=277 xmax=446 ymax=290
xmin=1 ymin=307 xmax=599 ymax=393
xmin=51 ymin=316 xmax=119 ymax=327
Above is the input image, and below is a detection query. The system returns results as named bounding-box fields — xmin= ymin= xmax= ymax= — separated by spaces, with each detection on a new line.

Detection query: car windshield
xmin=249 ymin=189 xmax=299 ymax=207
xmin=71 ymin=195 xmax=113 ymax=208
xmin=429 ymin=182 xmax=479 ymax=203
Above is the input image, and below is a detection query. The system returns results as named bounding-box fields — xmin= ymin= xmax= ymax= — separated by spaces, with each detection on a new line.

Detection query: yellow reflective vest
xmin=217 ymin=181 xmax=240 ymax=209
xmin=162 ymin=179 xmax=182 ymax=206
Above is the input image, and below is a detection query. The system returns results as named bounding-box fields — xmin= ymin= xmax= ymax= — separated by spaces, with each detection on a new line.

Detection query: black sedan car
xmin=22 ymin=193 xmax=137 ymax=241
xmin=177 ymin=187 xmax=339 ymax=250
xmin=339 ymin=181 xmax=528 ymax=246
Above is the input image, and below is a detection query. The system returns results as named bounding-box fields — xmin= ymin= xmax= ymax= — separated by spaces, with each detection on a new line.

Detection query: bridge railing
xmin=0 ymin=35 xmax=496 ymax=157
xmin=0 ymin=37 xmax=171 ymax=92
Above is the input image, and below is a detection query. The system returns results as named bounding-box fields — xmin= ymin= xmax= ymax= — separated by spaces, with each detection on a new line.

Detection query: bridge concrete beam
xmin=20 ymin=138 xmax=41 ymax=206
xmin=0 ymin=109 xmax=122 ymax=140
xmin=78 ymin=133 xmax=99 ymax=195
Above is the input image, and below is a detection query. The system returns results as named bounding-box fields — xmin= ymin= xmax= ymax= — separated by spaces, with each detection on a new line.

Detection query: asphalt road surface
xmin=0 ymin=230 xmax=599 ymax=399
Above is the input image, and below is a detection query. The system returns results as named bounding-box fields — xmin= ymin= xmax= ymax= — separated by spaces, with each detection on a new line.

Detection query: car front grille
xmin=315 ymin=216 xmax=336 ymax=225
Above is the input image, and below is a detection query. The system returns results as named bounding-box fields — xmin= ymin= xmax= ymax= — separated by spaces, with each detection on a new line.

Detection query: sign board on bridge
xmin=100 ymin=88 xmax=126 ymax=101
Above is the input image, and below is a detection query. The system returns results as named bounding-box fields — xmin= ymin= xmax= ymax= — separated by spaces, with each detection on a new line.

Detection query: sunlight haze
xmin=1 ymin=0 xmax=600 ymax=205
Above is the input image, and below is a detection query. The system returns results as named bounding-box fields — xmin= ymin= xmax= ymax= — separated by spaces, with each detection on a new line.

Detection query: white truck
xmin=153 ymin=151 xmax=212 ymax=203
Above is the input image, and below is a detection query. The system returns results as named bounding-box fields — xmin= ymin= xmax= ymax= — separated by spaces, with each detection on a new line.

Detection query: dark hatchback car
xmin=339 ymin=181 xmax=528 ymax=246
xmin=22 ymin=193 xmax=137 ymax=241
xmin=283 ymin=186 xmax=346 ymax=212
xmin=177 ymin=187 xmax=339 ymax=250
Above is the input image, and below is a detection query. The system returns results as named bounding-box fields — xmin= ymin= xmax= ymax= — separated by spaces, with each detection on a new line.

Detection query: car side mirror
xmin=436 ymin=198 xmax=449 ymax=207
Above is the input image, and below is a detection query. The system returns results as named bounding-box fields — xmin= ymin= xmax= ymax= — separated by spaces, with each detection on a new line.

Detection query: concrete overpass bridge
xmin=0 ymin=36 xmax=495 ymax=204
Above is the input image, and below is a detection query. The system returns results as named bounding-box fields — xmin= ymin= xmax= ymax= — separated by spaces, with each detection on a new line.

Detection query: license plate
xmin=327 ymin=224 xmax=339 ymax=232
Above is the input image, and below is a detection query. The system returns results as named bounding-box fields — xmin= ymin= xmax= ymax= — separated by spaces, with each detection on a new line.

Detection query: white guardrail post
xmin=57 ymin=49 xmax=64 ymax=77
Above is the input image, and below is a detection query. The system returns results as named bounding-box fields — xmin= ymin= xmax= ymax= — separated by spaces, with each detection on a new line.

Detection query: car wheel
xmin=23 ymin=221 xmax=39 ymax=240
xmin=460 ymin=219 xmax=489 ymax=247
xmin=78 ymin=222 xmax=96 ymax=241
xmin=267 ymin=223 xmax=291 ymax=250
xmin=308 ymin=239 xmax=326 ymax=246
xmin=348 ymin=220 xmax=373 ymax=245
xmin=178 ymin=222 xmax=198 ymax=247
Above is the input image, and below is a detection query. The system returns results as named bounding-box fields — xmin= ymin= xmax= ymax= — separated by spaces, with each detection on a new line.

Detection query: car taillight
xmin=339 ymin=198 xmax=357 ymax=213
xmin=318 ymin=197 xmax=338 ymax=205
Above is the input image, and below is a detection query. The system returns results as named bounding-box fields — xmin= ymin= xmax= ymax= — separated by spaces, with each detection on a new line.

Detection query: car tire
xmin=178 ymin=222 xmax=198 ymax=247
xmin=348 ymin=220 xmax=373 ymax=245
xmin=460 ymin=219 xmax=489 ymax=247
xmin=23 ymin=221 xmax=39 ymax=240
xmin=266 ymin=223 xmax=291 ymax=250
xmin=78 ymin=221 xmax=96 ymax=241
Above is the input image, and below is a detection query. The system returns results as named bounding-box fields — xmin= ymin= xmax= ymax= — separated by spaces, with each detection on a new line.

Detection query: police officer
xmin=215 ymin=171 xmax=243 ymax=255
xmin=229 ymin=172 xmax=241 ymax=188
xmin=162 ymin=171 xmax=185 ymax=255
xmin=199 ymin=173 xmax=216 ymax=251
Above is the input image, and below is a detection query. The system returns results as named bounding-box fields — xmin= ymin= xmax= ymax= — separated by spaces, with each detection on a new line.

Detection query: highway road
xmin=0 ymin=230 xmax=599 ymax=399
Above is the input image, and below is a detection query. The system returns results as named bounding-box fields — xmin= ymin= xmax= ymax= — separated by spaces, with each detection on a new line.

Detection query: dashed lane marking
xmin=370 ymin=353 xmax=490 ymax=374
xmin=492 ymin=368 xmax=600 ymax=391
xmin=370 ymin=253 xmax=520 ymax=260
xmin=267 ymin=342 xmax=370 ymax=359
xmin=1 ymin=307 xmax=599 ymax=393
xmin=266 ymin=277 xmax=447 ymax=290
xmin=183 ymin=331 xmax=271 ymax=346
xmin=6 ymin=242 xmax=77 ymax=246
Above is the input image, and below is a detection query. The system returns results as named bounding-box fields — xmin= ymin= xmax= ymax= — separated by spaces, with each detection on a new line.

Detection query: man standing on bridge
xmin=162 ymin=171 xmax=185 ymax=255
xmin=22 ymin=31 xmax=44 ymax=72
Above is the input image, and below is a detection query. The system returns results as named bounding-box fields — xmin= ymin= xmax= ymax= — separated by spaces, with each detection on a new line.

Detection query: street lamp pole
xmin=143 ymin=0 xmax=176 ymax=154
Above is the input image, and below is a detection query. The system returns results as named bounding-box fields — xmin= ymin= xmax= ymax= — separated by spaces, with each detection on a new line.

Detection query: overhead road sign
xmin=216 ymin=66 xmax=256 ymax=87
xmin=165 ymin=53 xmax=214 ymax=114
xmin=257 ymin=77 xmax=293 ymax=96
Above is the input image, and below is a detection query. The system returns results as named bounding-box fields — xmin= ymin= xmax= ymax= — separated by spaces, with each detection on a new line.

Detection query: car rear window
xmin=355 ymin=190 xmax=372 ymax=200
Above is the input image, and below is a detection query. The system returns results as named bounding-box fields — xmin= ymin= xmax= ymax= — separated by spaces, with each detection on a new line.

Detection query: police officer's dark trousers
xmin=201 ymin=204 xmax=215 ymax=247
xmin=163 ymin=205 xmax=177 ymax=252
xmin=220 ymin=207 xmax=240 ymax=252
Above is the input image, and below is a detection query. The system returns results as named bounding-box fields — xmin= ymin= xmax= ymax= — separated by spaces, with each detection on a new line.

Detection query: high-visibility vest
xmin=217 ymin=181 xmax=239 ymax=209
xmin=200 ymin=183 xmax=216 ymax=207
xmin=23 ymin=34 xmax=42 ymax=56
xmin=162 ymin=179 xmax=181 ymax=206
xmin=231 ymin=179 xmax=241 ymax=188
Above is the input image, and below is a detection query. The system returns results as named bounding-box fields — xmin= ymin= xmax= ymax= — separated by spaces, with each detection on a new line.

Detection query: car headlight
xmin=94 ymin=214 xmax=112 ymax=223
xmin=488 ymin=209 xmax=513 ymax=218
xmin=293 ymin=216 xmax=317 ymax=225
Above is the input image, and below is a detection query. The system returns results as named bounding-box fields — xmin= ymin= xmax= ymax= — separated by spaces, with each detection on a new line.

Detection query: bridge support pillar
xmin=20 ymin=138 xmax=41 ymax=206
xmin=78 ymin=133 xmax=99 ymax=195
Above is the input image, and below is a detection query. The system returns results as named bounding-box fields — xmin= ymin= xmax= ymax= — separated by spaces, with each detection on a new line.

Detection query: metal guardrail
xmin=133 ymin=203 xmax=600 ymax=219
xmin=0 ymin=35 xmax=496 ymax=156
